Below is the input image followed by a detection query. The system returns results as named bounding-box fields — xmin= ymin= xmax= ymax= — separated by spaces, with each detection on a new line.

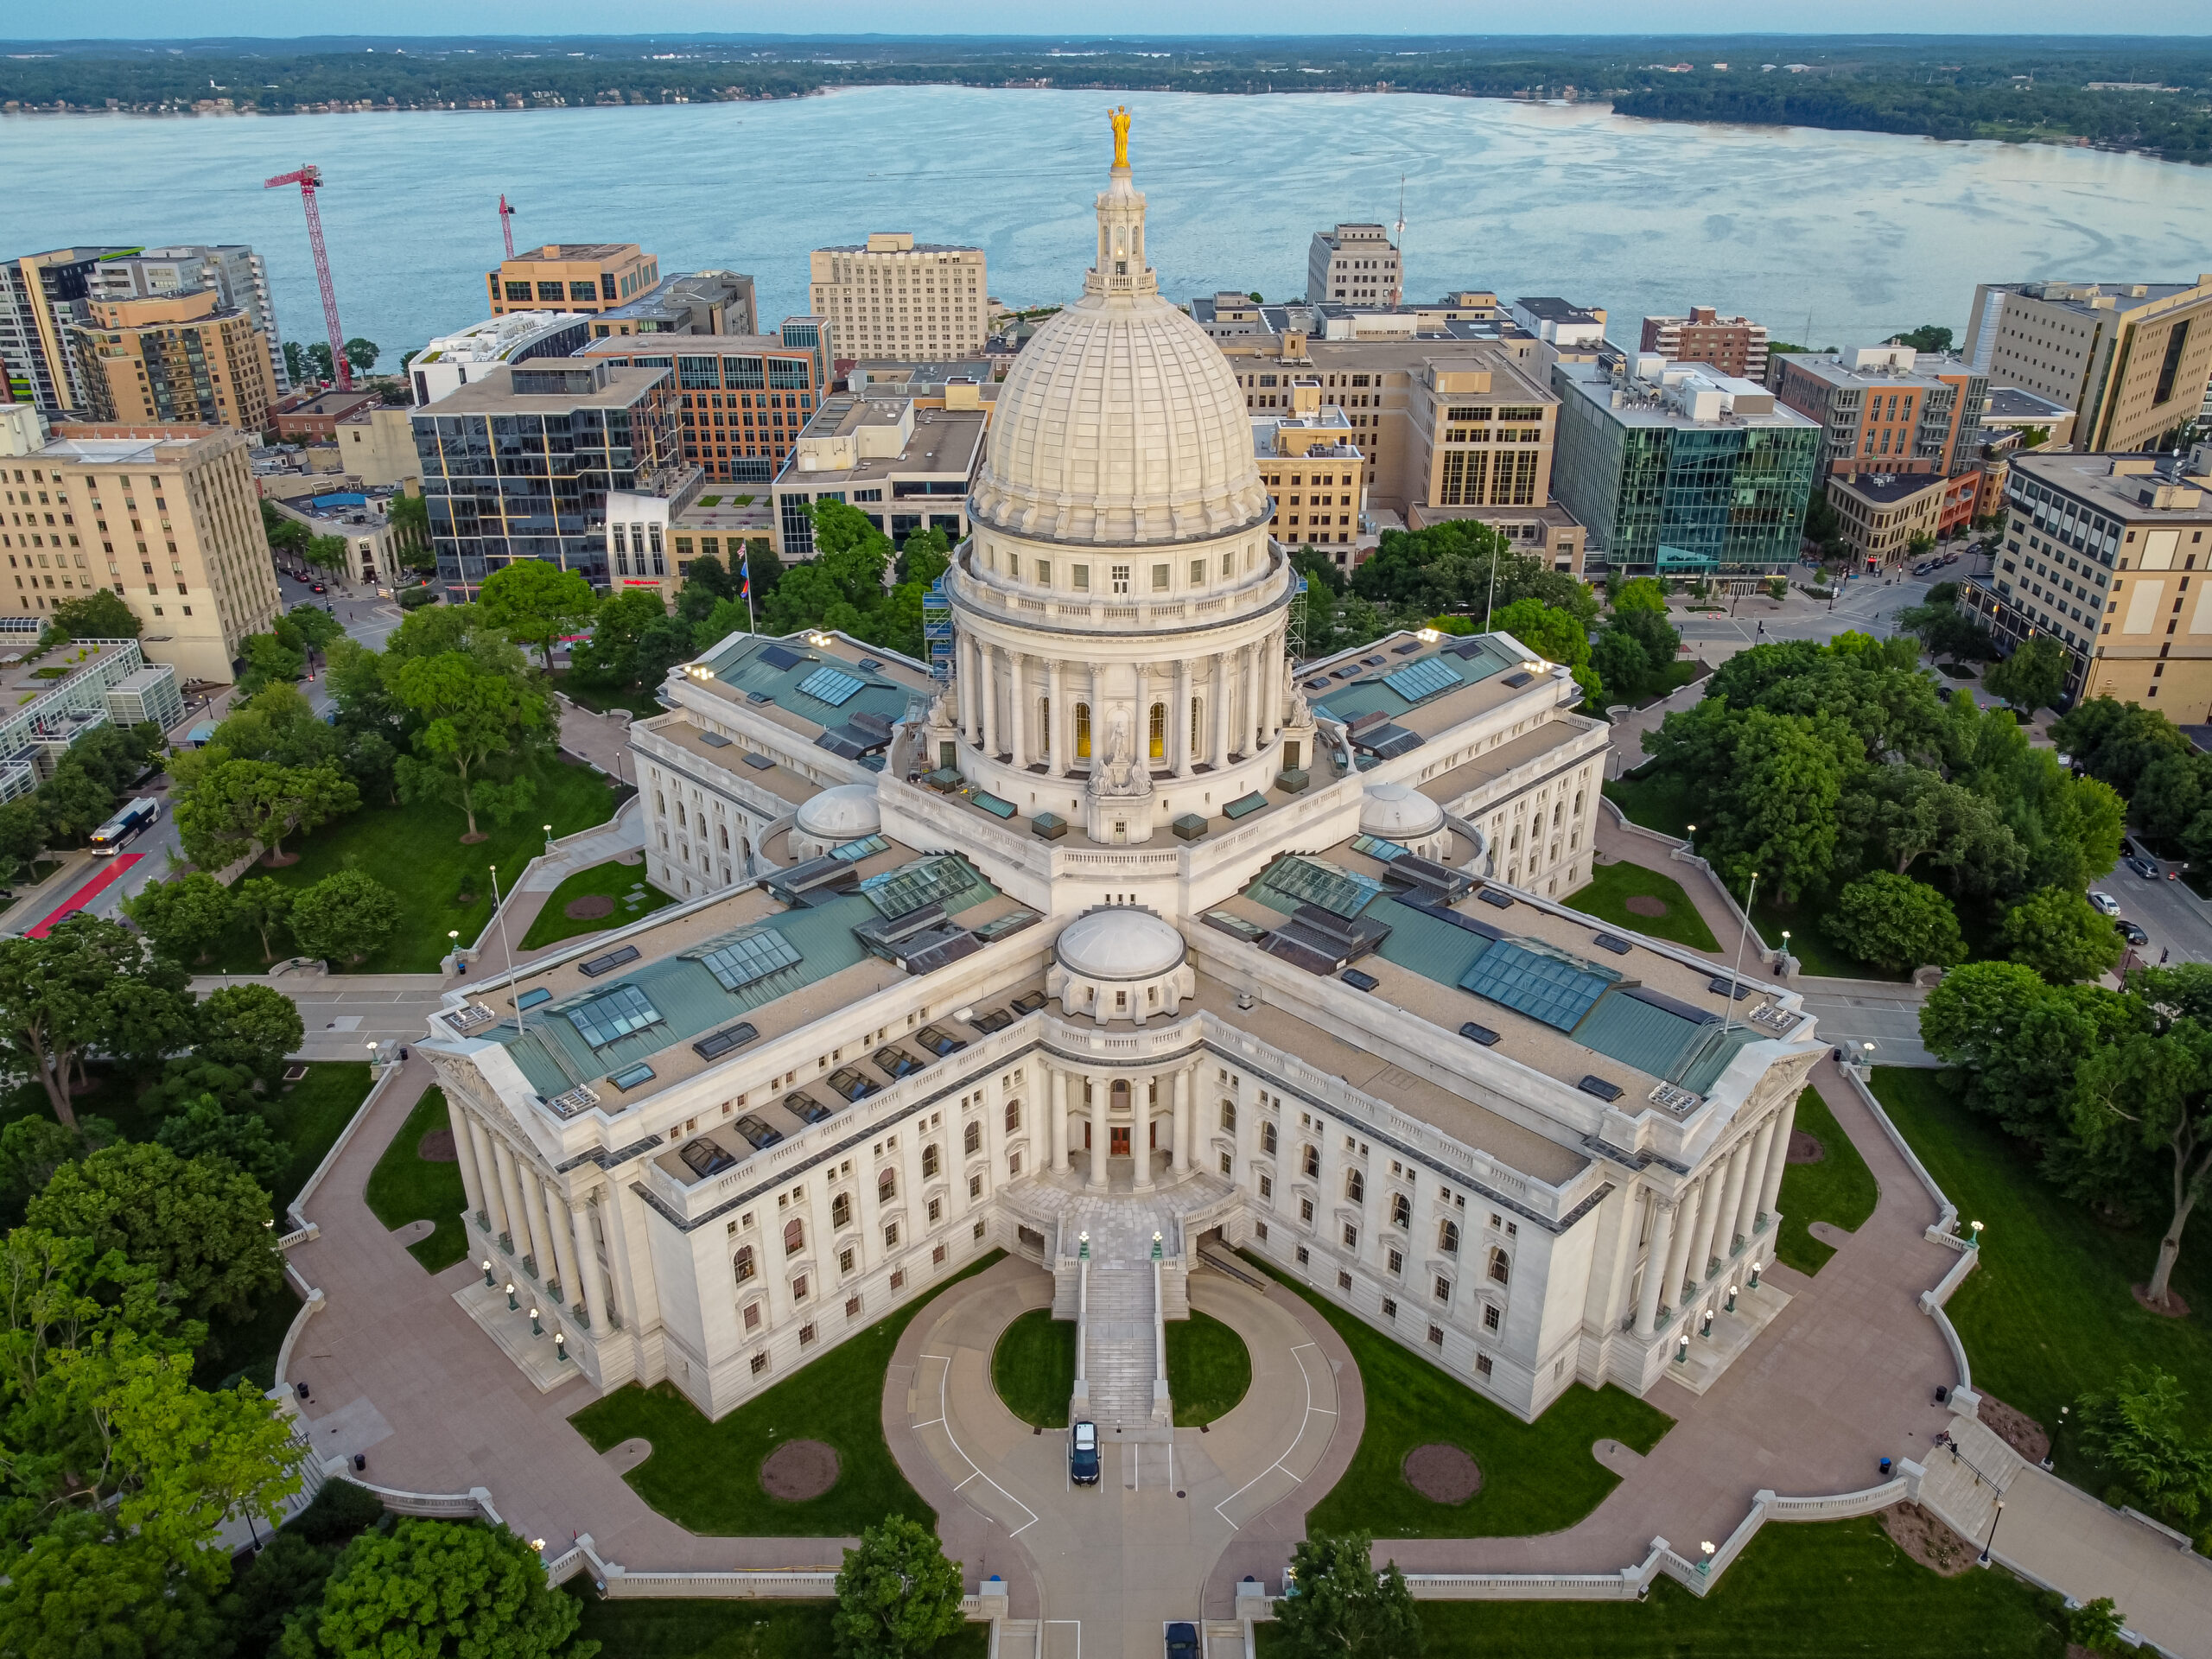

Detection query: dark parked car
xmin=2116 ymin=919 xmax=2150 ymax=945
xmin=1165 ymin=1622 xmax=1200 ymax=1659
xmin=1069 ymin=1420 xmax=1100 ymax=1485
xmin=732 ymin=1114 xmax=782 ymax=1151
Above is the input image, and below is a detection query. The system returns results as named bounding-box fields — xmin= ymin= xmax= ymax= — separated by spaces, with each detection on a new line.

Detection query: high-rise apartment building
xmin=69 ymin=290 xmax=277 ymax=433
xmin=1640 ymin=306 xmax=1770 ymax=381
xmin=808 ymin=234 xmax=988 ymax=360
xmin=410 ymin=359 xmax=683 ymax=593
xmin=578 ymin=319 xmax=829 ymax=488
xmin=408 ymin=312 xmax=594 ymax=406
xmin=1964 ymin=277 xmax=2212 ymax=454
xmin=86 ymin=245 xmax=286 ymax=393
xmin=588 ymin=270 xmax=757 ymax=340
xmin=0 ymin=404 xmax=283 ymax=683
xmin=1306 ymin=224 xmax=1402 ymax=308
xmin=1767 ymin=346 xmax=1986 ymax=479
xmin=0 ymin=248 xmax=133 ymax=410
xmin=486 ymin=245 xmax=660 ymax=318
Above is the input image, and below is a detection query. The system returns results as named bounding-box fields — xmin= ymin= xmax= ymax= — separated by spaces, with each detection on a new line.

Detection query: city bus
xmin=88 ymin=797 xmax=159 ymax=855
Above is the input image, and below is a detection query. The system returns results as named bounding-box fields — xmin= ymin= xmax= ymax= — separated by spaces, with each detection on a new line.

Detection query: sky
xmin=6 ymin=5 xmax=2198 ymax=39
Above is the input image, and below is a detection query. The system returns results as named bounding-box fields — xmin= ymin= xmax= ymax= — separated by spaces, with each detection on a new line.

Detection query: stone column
xmin=1734 ymin=1113 xmax=1780 ymax=1255
xmin=466 ymin=1117 xmax=504 ymax=1241
xmin=1714 ymin=1137 xmax=1755 ymax=1262
xmin=1262 ymin=639 xmax=1282 ymax=743
xmin=1757 ymin=1093 xmax=1799 ymax=1225
xmin=1007 ymin=652 xmax=1027 ymax=770
xmin=490 ymin=1137 xmax=528 ymax=1258
xmin=572 ymin=1196 xmax=610 ymax=1329
xmin=1171 ymin=1065 xmax=1192 ymax=1173
xmin=1211 ymin=653 xmax=1232 ymax=767
xmin=1047 ymin=658 xmax=1066 ymax=779
xmin=1633 ymin=1192 xmax=1675 ymax=1337
xmin=958 ymin=636 xmax=978 ymax=743
xmin=1173 ymin=658 xmax=1193 ymax=778
xmin=548 ymin=1188 xmax=582 ymax=1306
xmin=1660 ymin=1176 xmax=1702 ymax=1311
xmin=1687 ymin=1166 xmax=1728 ymax=1290
xmin=449 ymin=1105 xmax=486 ymax=1228
xmin=1136 ymin=660 xmax=1154 ymax=766
xmin=1132 ymin=1075 xmax=1155 ymax=1192
xmin=1050 ymin=1068 xmax=1071 ymax=1173
xmin=979 ymin=642 xmax=1000 ymax=759
xmin=518 ymin=1167 xmax=556 ymax=1281
xmin=1086 ymin=1073 xmax=1109 ymax=1192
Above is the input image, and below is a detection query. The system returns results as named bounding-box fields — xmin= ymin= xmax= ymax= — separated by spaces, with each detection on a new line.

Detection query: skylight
xmin=564 ymin=983 xmax=665 ymax=1048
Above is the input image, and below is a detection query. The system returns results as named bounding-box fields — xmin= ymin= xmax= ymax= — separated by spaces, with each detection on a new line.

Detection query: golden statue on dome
xmin=1110 ymin=105 xmax=1132 ymax=168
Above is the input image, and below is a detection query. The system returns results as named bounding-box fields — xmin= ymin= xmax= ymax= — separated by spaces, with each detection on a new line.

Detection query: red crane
xmin=499 ymin=194 xmax=517 ymax=259
xmin=264 ymin=163 xmax=353 ymax=392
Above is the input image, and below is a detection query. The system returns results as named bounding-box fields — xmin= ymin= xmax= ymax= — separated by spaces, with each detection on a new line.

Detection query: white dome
xmin=1359 ymin=782 xmax=1446 ymax=841
xmin=795 ymin=784 xmax=881 ymax=841
xmin=1055 ymin=908 xmax=1186 ymax=981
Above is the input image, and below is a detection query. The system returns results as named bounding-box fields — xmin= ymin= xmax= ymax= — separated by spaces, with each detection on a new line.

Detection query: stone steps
xmin=1084 ymin=1262 xmax=1156 ymax=1429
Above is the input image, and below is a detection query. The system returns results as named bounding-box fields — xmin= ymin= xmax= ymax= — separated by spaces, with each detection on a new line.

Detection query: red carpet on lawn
xmin=27 ymin=855 xmax=141 ymax=939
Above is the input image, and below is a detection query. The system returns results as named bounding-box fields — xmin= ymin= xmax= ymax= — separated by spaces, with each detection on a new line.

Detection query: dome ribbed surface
xmin=1055 ymin=908 xmax=1186 ymax=980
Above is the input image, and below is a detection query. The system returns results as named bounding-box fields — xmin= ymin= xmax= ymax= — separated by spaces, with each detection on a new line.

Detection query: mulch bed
xmin=416 ymin=1128 xmax=458 ymax=1163
xmin=1624 ymin=894 xmax=1669 ymax=917
xmin=564 ymin=894 xmax=616 ymax=920
xmin=2132 ymin=1282 xmax=2192 ymax=1319
xmin=759 ymin=1439 xmax=840 ymax=1501
xmin=1974 ymin=1395 xmax=2050 ymax=1465
xmin=1880 ymin=1501 xmax=1976 ymax=1576
xmin=1402 ymin=1442 xmax=1482 ymax=1504
xmin=1787 ymin=1130 xmax=1825 ymax=1164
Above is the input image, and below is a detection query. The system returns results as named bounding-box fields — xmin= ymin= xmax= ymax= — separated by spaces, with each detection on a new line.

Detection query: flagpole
xmin=741 ymin=542 xmax=755 ymax=633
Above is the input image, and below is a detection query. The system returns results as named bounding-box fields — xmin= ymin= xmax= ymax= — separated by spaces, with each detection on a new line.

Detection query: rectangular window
xmin=1152 ymin=563 xmax=1169 ymax=591
xmin=1337 ymin=1270 xmax=1352 ymax=1292
xmin=1476 ymin=1353 xmax=1493 ymax=1378
xmin=1484 ymin=1304 xmax=1500 ymax=1332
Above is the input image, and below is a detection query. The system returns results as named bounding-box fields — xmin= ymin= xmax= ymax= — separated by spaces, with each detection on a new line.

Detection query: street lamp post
xmin=481 ymin=1258 xmax=495 ymax=1288
xmin=1968 ymin=1219 xmax=1985 ymax=1250
xmin=1725 ymin=1282 xmax=1738 ymax=1313
xmin=505 ymin=1281 xmax=518 ymax=1312
xmin=1748 ymin=1259 xmax=1764 ymax=1290
xmin=529 ymin=1306 xmax=543 ymax=1338
xmin=1697 ymin=1541 xmax=1716 ymax=1578
xmin=1685 ymin=823 xmax=1696 ymax=859
xmin=1978 ymin=1497 xmax=2005 ymax=1567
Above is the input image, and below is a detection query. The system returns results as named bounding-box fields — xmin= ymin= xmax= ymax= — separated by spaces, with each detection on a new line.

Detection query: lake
xmin=5 ymin=86 xmax=2212 ymax=367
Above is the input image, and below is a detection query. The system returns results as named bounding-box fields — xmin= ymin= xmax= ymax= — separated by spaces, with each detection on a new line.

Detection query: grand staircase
xmin=1084 ymin=1261 xmax=1157 ymax=1429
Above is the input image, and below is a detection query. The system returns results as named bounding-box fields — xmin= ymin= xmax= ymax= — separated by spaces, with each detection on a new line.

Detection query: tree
xmin=1490 ymin=595 xmax=1600 ymax=705
xmin=284 ymin=604 xmax=346 ymax=653
xmin=569 ymin=588 xmax=671 ymax=688
xmin=236 ymin=632 xmax=308 ymax=697
xmin=191 ymin=683 xmax=342 ymax=772
xmin=0 ymin=1510 xmax=223 ymax=1659
xmin=477 ymin=560 xmax=599 ymax=672
xmin=0 ymin=1116 xmax=114 ymax=1212
xmin=1840 ymin=765 xmax=2024 ymax=895
xmin=2130 ymin=750 xmax=2208 ymax=842
xmin=2001 ymin=887 xmax=2126 ymax=984
xmin=283 ymin=1519 xmax=597 ymax=1659
xmin=47 ymin=589 xmax=141 ymax=640
xmin=0 ymin=917 xmax=194 ymax=1128
xmin=233 ymin=877 xmax=295 ymax=963
xmin=282 ymin=340 xmax=307 ymax=385
xmin=1888 ymin=325 xmax=1954 ymax=353
xmin=894 ymin=524 xmax=950 ymax=587
xmin=197 ymin=982 xmax=305 ymax=1078
xmin=154 ymin=1096 xmax=285 ymax=1190
xmin=2051 ymin=696 xmax=2194 ymax=801
xmin=1273 ymin=1530 xmax=1421 ymax=1659
xmin=340 ymin=338 xmax=379 ymax=373
xmin=305 ymin=342 xmax=334 ymax=384
xmin=1677 ymin=707 xmax=1848 ymax=902
xmin=174 ymin=758 xmax=358 ymax=868
xmin=122 ymin=873 xmax=236 ymax=964
xmin=31 ymin=757 xmax=116 ymax=847
xmin=1823 ymin=873 xmax=1966 ymax=975
xmin=0 ymin=797 xmax=48 ymax=890
xmin=2069 ymin=1598 xmax=2129 ymax=1656
xmin=1610 ymin=575 xmax=1670 ymax=615
xmin=1983 ymin=636 xmax=2068 ymax=715
xmin=28 ymin=1141 xmax=283 ymax=1321
xmin=830 ymin=1514 xmax=965 ymax=1659
xmin=386 ymin=650 xmax=550 ymax=839
xmin=2074 ymin=1365 xmax=2212 ymax=1533
xmin=286 ymin=871 xmax=401 ymax=967
xmin=302 ymin=534 xmax=350 ymax=576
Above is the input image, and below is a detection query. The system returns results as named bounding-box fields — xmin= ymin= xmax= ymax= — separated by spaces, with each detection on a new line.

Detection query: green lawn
xmin=1602 ymin=766 xmax=1695 ymax=842
xmin=990 ymin=1308 xmax=1075 ymax=1428
xmin=565 ymin=1595 xmax=986 ymax=1659
xmin=1255 ymin=1516 xmax=2065 ymax=1657
xmin=1165 ymin=1309 xmax=1250 ymax=1427
xmin=1242 ymin=1254 xmax=1674 ymax=1537
xmin=1773 ymin=1086 xmax=1880 ymax=1275
xmin=518 ymin=857 xmax=672 ymax=950
xmin=264 ymin=1060 xmax=375 ymax=1214
xmin=1872 ymin=1068 xmax=2212 ymax=1479
xmin=200 ymin=757 xmax=614 ymax=974
xmin=363 ymin=1085 xmax=472 ymax=1272
xmin=570 ymin=1253 xmax=1004 ymax=1535
xmin=551 ymin=671 xmax=665 ymax=719
xmin=1567 ymin=860 xmax=1722 ymax=953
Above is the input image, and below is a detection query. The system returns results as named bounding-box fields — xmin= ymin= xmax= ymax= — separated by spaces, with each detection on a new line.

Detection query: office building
xmin=1251 ymin=379 xmax=1367 ymax=564
xmin=1510 ymin=298 xmax=1609 ymax=349
xmin=334 ymin=405 xmax=425 ymax=490
xmin=1767 ymin=347 xmax=1986 ymax=480
xmin=809 ymin=234 xmax=988 ymax=360
xmin=1964 ymin=278 xmax=2212 ymax=454
xmin=1551 ymin=359 xmax=1820 ymax=578
xmin=0 ymin=404 xmax=283 ymax=684
xmin=1 ymin=248 xmax=134 ymax=410
xmin=408 ymin=313 xmax=594 ymax=406
xmin=267 ymin=489 xmax=414 ymax=591
xmin=1824 ymin=472 xmax=1948 ymax=570
xmin=486 ymin=245 xmax=660 ymax=319
xmin=0 ymin=631 xmax=183 ymax=803
xmin=1306 ymin=224 xmax=1402 ymax=308
xmin=1963 ymin=447 xmax=2212 ymax=716
xmin=69 ymin=290 xmax=277 ymax=433
xmin=410 ymin=359 xmax=683 ymax=593
xmin=1192 ymin=291 xmax=1510 ymax=346
xmin=772 ymin=382 xmax=987 ymax=558
xmin=588 ymin=270 xmax=757 ymax=340
xmin=579 ymin=323 xmax=829 ymax=489
xmin=1640 ymin=307 xmax=1770 ymax=382
xmin=273 ymin=388 xmax=380 ymax=444
xmin=417 ymin=127 xmax=1821 ymax=1435
xmin=86 ymin=245 xmax=286 ymax=393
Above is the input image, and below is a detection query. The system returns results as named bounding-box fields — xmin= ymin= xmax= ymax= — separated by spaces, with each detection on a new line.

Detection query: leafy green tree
xmin=0 ymin=797 xmax=48 ymax=890
xmin=1609 ymin=575 xmax=1670 ymax=615
xmin=232 ymin=878 xmax=296 ymax=963
xmin=225 ymin=1529 xmax=339 ymax=1657
xmin=340 ymin=338 xmax=379 ymax=373
xmin=174 ymin=758 xmax=359 ymax=869
xmin=282 ymin=340 xmax=307 ymax=385
xmin=283 ymin=1519 xmax=597 ymax=1659
xmin=1673 ymin=706 xmax=1847 ymax=902
xmin=0 ymin=1116 xmax=115 ymax=1217
xmin=386 ymin=651 xmax=549 ymax=839
xmin=2131 ymin=750 xmax=2207 ymax=842
xmin=1273 ymin=1530 xmax=1421 ymax=1659
xmin=1823 ymin=872 xmax=1966 ymax=975
xmin=286 ymin=871 xmax=401 ymax=967
xmin=0 ymin=917 xmax=194 ymax=1129
xmin=1490 ymin=595 xmax=1599 ymax=704
xmin=1920 ymin=960 xmax=2145 ymax=1142
xmin=236 ymin=632 xmax=308 ymax=697
xmin=894 ymin=524 xmax=950 ymax=588
xmin=568 ymin=588 xmax=670 ymax=688
xmin=197 ymin=983 xmax=305 ymax=1079
xmin=478 ymin=559 xmax=599 ymax=672
xmin=123 ymin=873 xmax=236 ymax=964
xmin=2050 ymin=696 xmax=2194 ymax=801
xmin=1840 ymin=765 xmax=2024 ymax=894
xmin=830 ymin=1514 xmax=965 ymax=1659
xmin=46 ymin=589 xmax=142 ymax=640
xmin=28 ymin=1141 xmax=283 ymax=1321
xmin=2069 ymin=1598 xmax=2129 ymax=1656
xmin=188 ymin=683 xmax=342 ymax=772
xmin=305 ymin=342 xmax=334 ymax=384
xmin=0 ymin=1510 xmax=224 ymax=1659
xmin=1983 ymin=636 xmax=2069 ymax=714
xmin=2074 ymin=1365 xmax=2212 ymax=1532
xmin=1888 ymin=324 xmax=1954 ymax=353
xmin=284 ymin=605 xmax=346 ymax=653
xmin=302 ymin=534 xmax=351 ymax=576
xmin=154 ymin=1096 xmax=284 ymax=1190
xmin=2000 ymin=887 xmax=2126 ymax=983
xmin=30 ymin=757 xmax=115 ymax=847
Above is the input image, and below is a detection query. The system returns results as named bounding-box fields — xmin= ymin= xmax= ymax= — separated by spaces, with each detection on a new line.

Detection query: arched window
xmin=1220 ymin=1100 xmax=1236 ymax=1132
xmin=1148 ymin=701 xmax=1166 ymax=760
xmin=963 ymin=1121 xmax=981 ymax=1155
xmin=1440 ymin=1219 xmax=1460 ymax=1255
xmin=1302 ymin=1145 xmax=1320 ymax=1179
xmin=921 ymin=1143 xmax=940 ymax=1179
xmin=783 ymin=1219 xmax=804 ymax=1256
xmin=1004 ymin=1099 xmax=1021 ymax=1132
xmin=831 ymin=1192 xmax=851 ymax=1229
xmin=1391 ymin=1192 xmax=1411 ymax=1229
xmin=1261 ymin=1122 xmax=1278 ymax=1155
xmin=878 ymin=1169 xmax=897 ymax=1204
xmin=1075 ymin=702 xmax=1091 ymax=760
xmin=718 ymin=823 xmax=729 ymax=849
xmin=734 ymin=1246 xmax=756 ymax=1283
xmin=1488 ymin=1247 xmax=1510 ymax=1285
xmin=1346 ymin=1170 xmax=1365 ymax=1203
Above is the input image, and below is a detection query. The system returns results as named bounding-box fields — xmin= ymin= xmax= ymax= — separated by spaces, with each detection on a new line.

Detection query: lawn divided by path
xmin=1242 ymin=1253 xmax=1672 ymax=1537
xmin=990 ymin=1308 xmax=1074 ymax=1428
xmin=1602 ymin=767 xmax=1695 ymax=842
xmin=518 ymin=857 xmax=673 ymax=950
xmin=1872 ymin=1068 xmax=2212 ymax=1471
xmin=570 ymin=1253 xmax=1004 ymax=1535
xmin=1254 ymin=1515 xmax=2066 ymax=1657
xmin=200 ymin=756 xmax=614 ymax=975
xmin=564 ymin=1592 xmax=988 ymax=1658
xmin=1166 ymin=1309 xmax=1250 ymax=1427
xmin=1772 ymin=1086 xmax=1879 ymax=1275
xmin=363 ymin=1084 xmax=472 ymax=1272
xmin=1567 ymin=860 xmax=1721 ymax=953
